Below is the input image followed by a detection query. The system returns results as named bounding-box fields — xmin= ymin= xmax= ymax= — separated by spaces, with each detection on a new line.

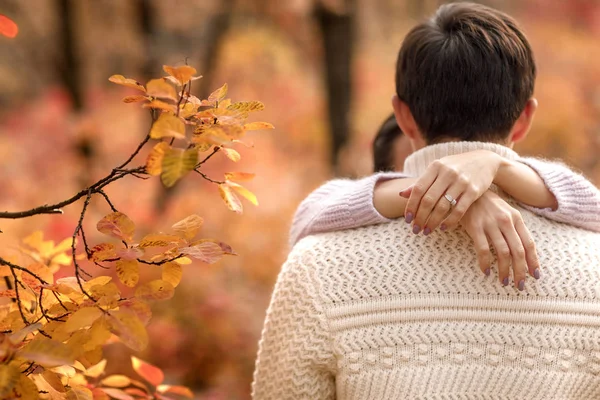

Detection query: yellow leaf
xmin=100 ymin=388 xmax=134 ymax=400
xmin=163 ymin=65 xmax=197 ymax=85
xmin=208 ymin=83 xmax=228 ymax=104
xmin=193 ymin=141 xmax=212 ymax=152
xmin=179 ymin=102 xmax=197 ymax=118
xmin=161 ymin=262 xmax=182 ymax=288
xmin=220 ymin=147 xmax=241 ymax=162
xmin=116 ymin=259 xmax=140 ymax=288
xmin=67 ymin=386 xmax=93 ymax=400
xmin=243 ymin=121 xmax=275 ymax=131
xmin=83 ymin=276 xmax=113 ymax=291
xmin=138 ymin=233 xmax=182 ymax=248
xmin=173 ymin=256 xmax=192 ymax=265
xmin=219 ymin=184 xmax=242 ymax=213
xmin=142 ymin=99 xmax=177 ymax=113
xmin=97 ymin=212 xmax=136 ymax=242
xmin=227 ymin=101 xmax=265 ymax=113
xmin=192 ymin=125 xmax=236 ymax=146
xmin=171 ymin=214 xmax=204 ymax=240
xmin=64 ymin=307 xmax=103 ymax=333
xmin=145 ymin=142 xmax=170 ymax=176
xmin=107 ymin=311 xmax=148 ymax=352
xmin=108 ymin=75 xmax=146 ymax=92
xmin=226 ymin=182 xmax=259 ymax=206
xmin=84 ymin=359 xmax=107 ymax=378
xmin=82 ymin=318 xmax=112 ymax=351
xmin=90 ymin=243 xmax=117 ymax=262
xmin=135 ymin=280 xmax=174 ymax=301
xmin=180 ymin=241 xmax=224 ymax=264
xmin=145 ymin=78 xmax=177 ymax=101
xmin=218 ymin=98 xmax=232 ymax=109
xmin=89 ymin=282 xmax=120 ymax=308
xmin=132 ymin=356 xmax=164 ymax=387
xmin=122 ymin=95 xmax=148 ymax=103
xmin=190 ymin=239 xmax=236 ymax=256
xmin=18 ymin=337 xmax=76 ymax=366
xmin=157 ymin=385 xmax=193 ymax=398
xmin=224 ymin=172 xmax=255 ymax=182
xmin=0 ymin=365 xmax=20 ymax=398
xmin=150 ymin=113 xmax=185 ymax=140
xmin=15 ymin=375 xmax=40 ymax=400
xmin=119 ymin=299 xmax=152 ymax=325
xmin=101 ymin=375 xmax=132 ymax=388
xmin=161 ymin=147 xmax=198 ymax=187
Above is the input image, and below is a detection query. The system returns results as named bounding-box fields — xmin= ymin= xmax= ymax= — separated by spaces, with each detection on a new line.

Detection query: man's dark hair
xmin=373 ymin=114 xmax=403 ymax=172
xmin=395 ymin=2 xmax=536 ymax=143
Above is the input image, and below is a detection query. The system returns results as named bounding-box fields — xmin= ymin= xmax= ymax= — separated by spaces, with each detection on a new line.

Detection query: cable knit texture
xmin=289 ymin=143 xmax=600 ymax=246
xmin=253 ymin=142 xmax=600 ymax=400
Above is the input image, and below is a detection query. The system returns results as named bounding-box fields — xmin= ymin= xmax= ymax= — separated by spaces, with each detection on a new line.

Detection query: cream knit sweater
xmin=252 ymin=142 xmax=600 ymax=400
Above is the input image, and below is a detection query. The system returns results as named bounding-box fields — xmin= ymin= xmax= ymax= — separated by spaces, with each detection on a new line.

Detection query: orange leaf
xmin=66 ymin=387 xmax=93 ymax=400
xmin=122 ymin=95 xmax=148 ymax=103
xmin=163 ymin=65 xmax=197 ymax=85
xmin=97 ymin=212 xmax=136 ymax=242
xmin=171 ymin=214 xmax=203 ymax=240
xmin=218 ymin=184 xmax=242 ymax=213
xmin=243 ymin=121 xmax=274 ymax=131
xmin=64 ymin=307 xmax=103 ymax=333
xmin=224 ymin=172 xmax=255 ymax=182
xmin=101 ymin=375 xmax=131 ymax=388
xmin=119 ymin=299 xmax=152 ymax=325
xmin=116 ymin=246 xmax=144 ymax=261
xmin=131 ymin=356 xmax=164 ymax=387
xmin=135 ymin=280 xmax=174 ymax=301
xmin=107 ymin=311 xmax=148 ymax=352
xmin=189 ymin=239 xmax=236 ymax=256
xmin=207 ymin=83 xmax=228 ymax=104
xmin=161 ymin=147 xmax=198 ymax=187
xmin=220 ymin=147 xmax=241 ymax=162
xmin=17 ymin=338 xmax=76 ymax=366
xmin=142 ymin=99 xmax=176 ymax=113
xmin=226 ymin=182 xmax=258 ymax=206
xmin=90 ymin=243 xmax=117 ymax=262
xmin=157 ymin=385 xmax=193 ymax=398
xmin=227 ymin=101 xmax=264 ymax=113
xmin=0 ymin=15 xmax=18 ymax=38
xmin=180 ymin=241 xmax=224 ymax=264
xmin=116 ymin=259 xmax=140 ymax=288
xmin=161 ymin=262 xmax=182 ymax=288
xmin=100 ymin=388 xmax=134 ymax=400
xmin=138 ymin=233 xmax=181 ymax=248
xmin=146 ymin=142 xmax=170 ymax=176
xmin=150 ymin=113 xmax=185 ymax=140
xmin=146 ymin=78 xmax=177 ymax=101
xmin=108 ymin=75 xmax=145 ymax=92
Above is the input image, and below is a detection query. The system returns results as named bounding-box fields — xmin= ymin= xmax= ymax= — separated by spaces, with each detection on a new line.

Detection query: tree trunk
xmin=56 ymin=0 xmax=82 ymax=110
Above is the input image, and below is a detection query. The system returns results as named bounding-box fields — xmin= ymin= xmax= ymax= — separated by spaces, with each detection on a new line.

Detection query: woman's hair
xmin=372 ymin=114 xmax=403 ymax=172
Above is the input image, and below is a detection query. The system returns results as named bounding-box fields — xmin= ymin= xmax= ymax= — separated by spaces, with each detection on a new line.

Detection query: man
xmin=253 ymin=3 xmax=600 ymax=399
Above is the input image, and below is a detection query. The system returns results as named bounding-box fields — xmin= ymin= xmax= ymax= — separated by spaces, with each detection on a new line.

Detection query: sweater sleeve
xmin=252 ymin=245 xmax=336 ymax=400
xmin=517 ymin=157 xmax=600 ymax=232
xmin=289 ymin=172 xmax=406 ymax=246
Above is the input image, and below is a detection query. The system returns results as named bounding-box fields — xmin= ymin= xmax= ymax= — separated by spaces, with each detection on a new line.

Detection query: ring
xmin=444 ymin=193 xmax=457 ymax=207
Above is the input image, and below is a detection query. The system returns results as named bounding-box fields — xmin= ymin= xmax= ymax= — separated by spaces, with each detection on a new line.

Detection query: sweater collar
xmin=403 ymin=141 xmax=519 ymax=176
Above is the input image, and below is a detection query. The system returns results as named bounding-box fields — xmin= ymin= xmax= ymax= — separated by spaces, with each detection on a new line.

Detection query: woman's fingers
xmin=424 ymin=185 xmax=463 ymax=233
xmin=404 ymin=164 xmax=445 ymax=230
xmin=498 ymin=215 xmax=529 ymax=290
xmin=465 ymin=225 xmax=492 ymax=275
xmin=514 ymin=215 xmax=541 ymax=279
xmin=486 ymin=227 xmax=512 ymax=286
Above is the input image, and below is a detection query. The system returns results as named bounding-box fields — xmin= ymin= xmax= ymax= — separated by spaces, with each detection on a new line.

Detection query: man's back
xmin=252 ymin=207 xmax=600 ymax=399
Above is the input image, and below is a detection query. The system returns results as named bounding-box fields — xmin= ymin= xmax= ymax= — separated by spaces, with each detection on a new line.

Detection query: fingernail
xmin=534 ymin=269 xmax=540 ymax=280
xmin=423 ymin=227 xmax=431 ymax=236
xmin=518 ymin=280 xmax=525 ymax=291
xmin=406 ymin=212 xmax=414 ymax=223
xmin=484 ymin=268 xmax=491 ymax=276
xmin=502 ymin=277 xmax=509 ymax=286
xmin=399 ymin=190 xmax=409 ymax=198
xmin=412 ymin=225 xmax=421 ymax=234
xmin=440 ymin=224 xmax=447 ymax=231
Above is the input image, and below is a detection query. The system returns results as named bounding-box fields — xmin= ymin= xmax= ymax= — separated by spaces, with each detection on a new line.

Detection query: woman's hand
xmin=461 ymin=191 xmax=541 ymax=290
xmin=401 ymin=150 xmax=503 ymax=234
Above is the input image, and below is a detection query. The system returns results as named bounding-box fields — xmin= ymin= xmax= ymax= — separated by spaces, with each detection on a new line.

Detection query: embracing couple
xmin=253 ymin=2 xmax=600 ymax=399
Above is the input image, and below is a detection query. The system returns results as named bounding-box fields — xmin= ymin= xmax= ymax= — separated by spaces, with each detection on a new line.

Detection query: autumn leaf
xmin=97 ymin=212 xmax=136 ymax=242
xmin=163 ymin=65 xmax=198 ymax=85
xmin=161 ymin=147 xmax=198 ymax=187
xmin=90 ymin=243 xmax=117 ymax=262
xmin=150 ymin=113 xmax=186 ymax=140
xmin=208 ymin=83 xmax=228 ymax=104
xmin=171 ymin=214 xmax=204 ymax=240
xmin=146 ymin=78 xmax=177 ymax=101
xmin=119 ymin=299 xmax=152 ymax=325
xmin=138 ymin=233 xmax=181 ymax=248
xmin=157 ymin=385 xmax=194 ymax=398
xmin=219 ymin=184 xmax=243 ymax=213
xmin=84 ymin=359 xmax=107 ymax=378
xmin=227 ymin=101 xmax=265 ymax=113
xmin=146 ymin=142 xmax=170 ymax=176
xmin=135 ymin=280 xmax=174 ymax=301
xmin=192 ymin=125 xmax=237 ymax=147
xmin=191 ymin=239 xmax=237 ymax=256
xmin=116 ymin=259 xmax=140 ymax=287
xmin=132 ymin=356 xmax=164 ymax=387
xmin=101 ymin=375 xmax=132 ymax=388
xmin=108 ymin=75 xmax=145 ymax=92
xmin=64 ymin=307 xmax=103 ymax=333
xmin=180 ymin=241 xmax=224 ymax=264
xmin=142 ymin=99 xmax=177 ymax=113
xmin=0 ymin=15 xmax=18 ymax=38
xmin=107 ymin=311 xmax=148 ymax=352
xmin=161 ymin=262 xmax=182 ymax=287
xmin=116 ymin=246 xmax=144 ymax=261
xmin=220 ymin=147 xmax=241 ymax=162
xmin=0 ymin=365 xmax=20 ymax=398
xmin=101 ymin=388 xmax=134 ymax=400
xmin=244 ymin=121 xmax=275 ymax=131
xmin=224 ymin=172 xmax=255 ymax=182
xmin=226 ymin=181 xmax=259 ymax=206
xmin=66 ymin=386 xmax=93 ymax=400
xmin=15 ymin=375 xmax=40 ymax=400
xmin=122 ymin=95 xmax=148 ymax=103
xmin=18 ymin=337 xmax=76 ymax=366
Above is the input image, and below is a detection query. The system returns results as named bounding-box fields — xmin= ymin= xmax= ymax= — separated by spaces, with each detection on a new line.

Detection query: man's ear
xmin=392 ymin=95 xmax=425 ymax=150
xmin=509 ymin=98 xmax=538 ymax=144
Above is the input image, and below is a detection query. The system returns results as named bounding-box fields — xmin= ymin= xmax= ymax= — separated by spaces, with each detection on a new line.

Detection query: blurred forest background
xmin=1 ymin=0 xmax=599 ymax=398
